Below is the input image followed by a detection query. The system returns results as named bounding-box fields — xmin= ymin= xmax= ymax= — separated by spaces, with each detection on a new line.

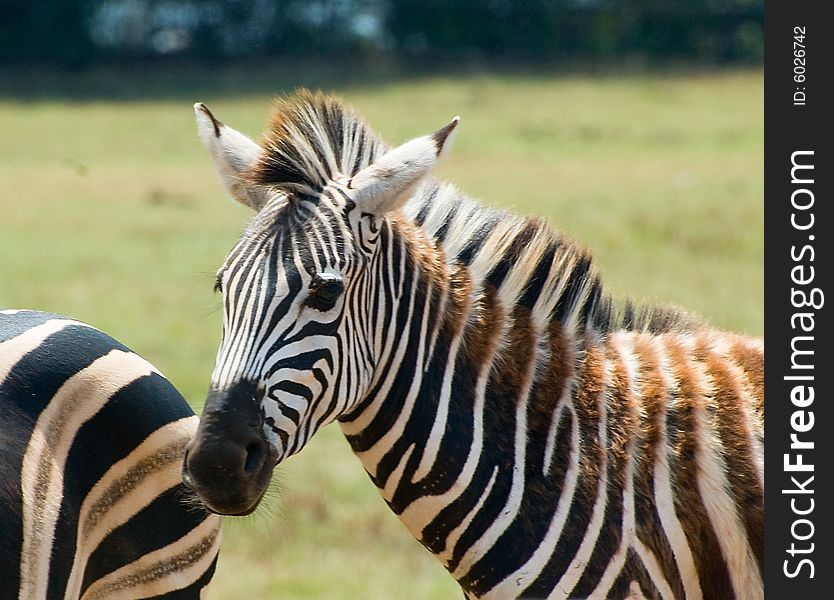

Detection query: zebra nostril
xmin=181 ymin=449 xmax=191 ymax=478
xmin=243 ymin=441 xmax=265 ymax=475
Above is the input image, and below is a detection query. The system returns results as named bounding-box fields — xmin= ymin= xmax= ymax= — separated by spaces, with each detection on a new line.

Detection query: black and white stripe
xmin=187 ymin=92 xmax=763 ymax=599
xmin=0 ymin=310 xmax=221 ymax=600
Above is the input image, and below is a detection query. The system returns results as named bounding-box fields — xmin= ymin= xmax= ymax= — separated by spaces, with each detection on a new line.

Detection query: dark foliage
xmin=0 ymin=0 xmax=763 ymax=68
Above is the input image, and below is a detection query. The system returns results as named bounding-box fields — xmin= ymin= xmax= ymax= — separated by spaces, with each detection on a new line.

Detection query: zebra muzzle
xmin=183 ymin=380 xmax=276 ymax=516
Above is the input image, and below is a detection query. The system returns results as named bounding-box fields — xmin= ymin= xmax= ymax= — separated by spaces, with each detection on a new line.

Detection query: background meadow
xmin=0 ymin=66 xmax=762 ymax=598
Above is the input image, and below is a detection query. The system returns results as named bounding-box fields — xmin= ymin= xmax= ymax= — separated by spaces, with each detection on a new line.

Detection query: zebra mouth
xmin=200 ymin=488 xmax=268 ymax=517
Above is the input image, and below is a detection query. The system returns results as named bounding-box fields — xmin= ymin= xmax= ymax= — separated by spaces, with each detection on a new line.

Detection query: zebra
xmin=1 ymin=309 xmax=221 ymax=599
xmin=182 ymin=91 xmax=764 ymax=599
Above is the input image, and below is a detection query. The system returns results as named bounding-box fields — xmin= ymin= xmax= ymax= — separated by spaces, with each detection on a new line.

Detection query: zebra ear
xmin=194 ymin=102 xmax=270 ymax=211
xmin=350 ymin=116 xmax=459 ymax=215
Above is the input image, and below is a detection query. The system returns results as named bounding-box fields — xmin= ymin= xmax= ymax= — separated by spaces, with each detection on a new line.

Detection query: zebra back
xmin=0 ymin=310 xmax=221 ymax=600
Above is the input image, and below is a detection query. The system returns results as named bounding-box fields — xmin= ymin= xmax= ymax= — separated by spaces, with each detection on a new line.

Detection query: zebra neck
xmin=335 ymin=191 xmax=762 ymax=597
xmin=338 ymin=213 xmax=604 ymax=559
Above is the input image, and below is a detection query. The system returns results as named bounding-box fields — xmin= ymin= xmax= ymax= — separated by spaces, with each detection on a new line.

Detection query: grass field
xmin=0 ymin=66 xmax=762 ymax=598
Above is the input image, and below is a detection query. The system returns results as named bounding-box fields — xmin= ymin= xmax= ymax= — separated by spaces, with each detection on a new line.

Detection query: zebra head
xmin=183 ymin=94 xmax=458 ymax=515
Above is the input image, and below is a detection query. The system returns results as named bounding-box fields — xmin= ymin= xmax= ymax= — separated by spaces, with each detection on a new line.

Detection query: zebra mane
xmin=251 ymin=90 xmax=702 ymax=335
xmin=251 ymin=90 xmax=387 ymax=192
xmin=405 ymin=183 xmax=702 ymax=335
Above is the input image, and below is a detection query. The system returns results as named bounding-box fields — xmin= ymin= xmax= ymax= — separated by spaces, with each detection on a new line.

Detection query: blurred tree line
xmin=0 ymin=0 xmax=763 ymax=68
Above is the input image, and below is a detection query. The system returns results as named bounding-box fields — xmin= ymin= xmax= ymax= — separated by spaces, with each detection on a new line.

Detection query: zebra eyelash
xmin=304 ymin=273 xmax=344 ymax=312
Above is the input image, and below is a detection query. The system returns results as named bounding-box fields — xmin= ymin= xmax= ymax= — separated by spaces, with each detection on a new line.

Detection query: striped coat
xmin=184 ymin=92 xmax=763 ymax=599
xmin=1 ymin=310 xmax=221 ymax=599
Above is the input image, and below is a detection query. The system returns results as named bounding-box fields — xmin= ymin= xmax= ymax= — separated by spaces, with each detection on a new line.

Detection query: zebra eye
xmin=305 ymin=273 xmax=344 ymax=312
xmin=213 ymin=275 xmax=223 ymax=294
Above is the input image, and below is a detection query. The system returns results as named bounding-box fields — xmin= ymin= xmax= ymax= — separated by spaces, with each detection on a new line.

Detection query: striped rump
xmin=0 ymin=310 xmax=221 ymax=600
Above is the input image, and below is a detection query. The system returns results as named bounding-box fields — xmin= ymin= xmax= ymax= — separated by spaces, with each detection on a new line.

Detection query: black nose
xmin=182 ymin=380 xmax=274 ymax=515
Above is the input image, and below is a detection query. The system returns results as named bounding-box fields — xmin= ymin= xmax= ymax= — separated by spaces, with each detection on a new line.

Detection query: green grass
xmin=0 ymin=66 xmax=762 ymax=598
